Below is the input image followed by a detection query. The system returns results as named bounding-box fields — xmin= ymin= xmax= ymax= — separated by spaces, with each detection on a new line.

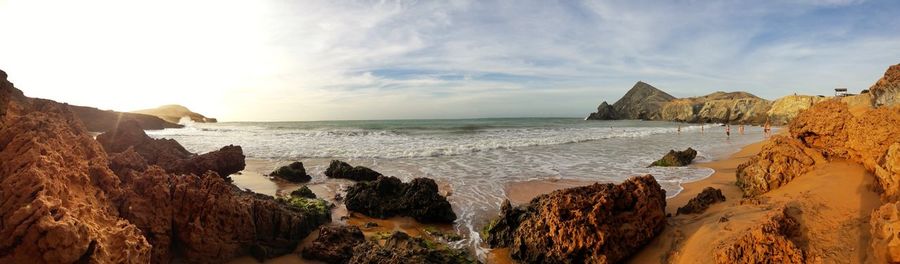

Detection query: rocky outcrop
xmin=0 ymin=70 xmax=152 ymax=263
xmin=132 ymin=104 xmax=218 ymax=124
xmin=767 ymin=95 xmax=829 ymax=125
xmin=788 ymin=100 xmax=853 ymax=158
xmin=870 ymin=201 xmax=900 ymax=263
xmin=714 ymin=207 xmax=805 ymax=263
xmin=97 ymin=120 xmax=245 ymax=178
xmin=325 ymin=160 xmax=382 ymax=181
xmin=302 ymin=225 xmax=366 ymax=264
xmin=736 ymin=135 xmax=824 ymax=196
xmin=0 ymin=70 xmax=329 ymax=263
xmin=676 ymin=187 xmax=726 ymax=215
xmin=586 ymin=101 xmax=618 ymax=120
xmin=649 ymin=147 xmax=698 ymax=167
xmin=870 ymin=64 xmax=900 ymax=107
xmin=485 ymin=175 xmax=666 ymax=263
xmin=344 ymin=177 xmax=456 ymax=223
xmin=348 ymin=231 xmax=474 ymax=264
xmin=271 ymin=162 xmax=312 ymax=182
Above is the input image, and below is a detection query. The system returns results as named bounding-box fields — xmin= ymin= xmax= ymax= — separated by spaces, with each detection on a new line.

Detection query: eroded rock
xmin=345 ymin=177 xmax=456 ymax=223
xmin=325 ymin=160 xmax=382 ymax=181
xmin=714 ymin=207 xmax=805 ymax=264
xmin=302 ymin=225 xmax=366 ymax=264
xmin=676 ymin=187 xmax=726 ymax=215
xmin=485 ymin=175 xmax=666 ymax=263
xmin=649 ymin=147 xmax=698 ymax=167
xmin=870 ymin=63 xmax=900 ymax=107
xmin=736 ymin=135 xmax=823 ymax=196
xmin=870 ymin=201 xmax=900 ymax=263
xmin=348 ymin=231 xmax=474 ymax=264
xmin=97 ymin=120 xmax=246 ymax=178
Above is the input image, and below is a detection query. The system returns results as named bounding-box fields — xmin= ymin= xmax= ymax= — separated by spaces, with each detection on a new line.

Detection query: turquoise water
xmin=146 ymin=117 xmax=766 ymax=255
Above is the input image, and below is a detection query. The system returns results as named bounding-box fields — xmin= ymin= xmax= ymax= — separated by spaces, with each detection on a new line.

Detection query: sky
xmin=1 ymin=0 xmax=899 ymax=121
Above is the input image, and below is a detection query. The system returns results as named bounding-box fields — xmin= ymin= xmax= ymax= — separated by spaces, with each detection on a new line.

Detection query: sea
xmin=146 ymin=117 xmax=766 ymax=254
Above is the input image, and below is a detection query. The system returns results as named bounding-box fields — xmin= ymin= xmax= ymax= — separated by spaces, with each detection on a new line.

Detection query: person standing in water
xmin=739 ymin=123 xmax=745 ymax=135
xmin=764 ymin=119 xmax=772 ymax=137
xmin=677 ymin=124 xmax=681 ymax=134
xmin=725 ymin=123 xmax=731 ymax=138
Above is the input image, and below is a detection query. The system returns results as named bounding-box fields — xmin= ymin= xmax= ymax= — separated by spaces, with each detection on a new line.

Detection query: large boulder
xmin=788 ymin=100 xmax=852 ymax=158
xmin=676 ymin=187 xmax=726 ymax=215
xmin=586 ymin=101 xmax=619 ymax=120
xmin=714 ymin=207 xmax=805 ymax=263
xmin=97 ymin=120 xmax=246 ymax=178
xmin=870 ymin=63 xmax=900 ymax=107
xmin=649 ymin=147 xmax=698 ymax=167
xmin=271 ymin=161 xmax=313 ymax=182
xmin=302 ymin=225 xmax=366 ymax=264
xmin=485 ymin=175 xmax=666 ymax=263
xmin=611 ymin=81 xmax=676 ymax=120
xmin=325 ymin=160 xmax=382 ymax=181
xmin=344 ymin=177 xmax=456 ymax=223
xmin=736 ymin=135 xmax=823 ymax=197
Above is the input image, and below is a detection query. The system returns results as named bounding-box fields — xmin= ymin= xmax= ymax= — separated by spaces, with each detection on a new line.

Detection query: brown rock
xmin=344 ymin=176 xmax=456 ymax=223
xmin=485 ymin=175 xmax=666 ymax=263
xmin=789 ymin=100 xmax=852 ymax=158
xmin=870 ymin=201 xmax=900 ymax=263
xmin=714 ymin=207 xmax=805 ymax=263
xmin=325 ymin=160 xmax=382 ymax=181
xmin=0 ymin=74 xmax=152 ymax=263
xmin=302 ymin=225 xmax=365 ymax=264
xmin=649 ymin=147 xmax=698 ymax=167
xmin=676 ymin=187 xmax=726 ymax=215
xmin=736 ymin=135 xmax=824 ymax=197
xmin=97 ymin=120 xmax=246 ymax=178
xmin=348 ymin=231 xmax=474 ymax=264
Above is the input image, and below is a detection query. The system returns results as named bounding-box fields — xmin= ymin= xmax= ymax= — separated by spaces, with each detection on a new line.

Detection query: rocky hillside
xmin=587 ymin=63 xmax=900 ymax=125
xmin=0 ymin=70 xmax=180 ymax=132
xmin=132 ymin=104 xmax=217 ymax=124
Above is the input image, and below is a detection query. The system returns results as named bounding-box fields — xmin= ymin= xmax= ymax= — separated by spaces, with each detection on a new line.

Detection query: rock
xmin=659 ymin=91 xmax=772 ymax=125
xmin=344 ymin=177 xmax=456 ymax=223
xmin=788 ymin=100 xmax=853 ymax=158
xmin=131 ymin=104 xmax=218 ymax=124
xmin=348 ymin=231 xmax=475 ymax=264
xmin=714 ymin=207 xmax=805 ymax=264
xmin=291 ymin=185 xmax=317 ymax=199
xmin=736 ymin=135 xmax=823 ymax=196
xmin=325 ymin=160 xmax=382 ymax=181
xmin=875 ymin=143 xmax=900 ymax=202
xmin=485 ymin=175 xmax=667 ymax=263
xmin=271 ymin=162 xmax=312 ymax=182
xmin=97 ymin=120 xmax=246 ymax=178
xmin=0 ymin=76 xmax=153 ymax=263
xmin=767 ymin=95 xmax=829 ymax=125
xmin=0 ymin=70 xmax=328 ymax=263
xmin=586 ymin=101 xmax=619 ymax=120
xmin=610 ymin=81 xmax=677 ymax=120
xmin=870 ymin=201 xmax=900 ymax=263
xmin=649 ymin=147 xmax=698 ymax=167
xmin=302 ymin=225 xmax=365 ymax=264
xmin=676 ymin=187 xmax=726 ymax=215
xmin=870 ymin=63 xmax=900 ymax=107
xmin=364 ymin=222 xmax=379 ymax=228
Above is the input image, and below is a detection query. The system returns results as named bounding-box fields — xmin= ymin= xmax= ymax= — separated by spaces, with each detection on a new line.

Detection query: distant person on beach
xmin=764 ymin=119 xmax=772 ymax=137
xmin=739 ymin=123 xmax=745 ymax=135
xmin=700 ymin=122 xmax=704 ymax=134
xmin=677 ymin=124 xmax=681 ymax=134
xmin=725 ymin=124 xmax=731 ymax=138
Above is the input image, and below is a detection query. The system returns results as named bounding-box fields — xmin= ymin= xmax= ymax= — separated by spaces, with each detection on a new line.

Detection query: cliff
xmin=659 ymin=91 xmax=771 ymax=124
xmin=586 ymin=81 xmax=675 ymax=120
xmin=132 ymin=104 xmax=218 ymax=124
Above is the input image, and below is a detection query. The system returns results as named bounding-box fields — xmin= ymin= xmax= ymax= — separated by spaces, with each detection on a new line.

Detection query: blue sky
xmin=1 ymin=0 xmax=899 ymax=121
